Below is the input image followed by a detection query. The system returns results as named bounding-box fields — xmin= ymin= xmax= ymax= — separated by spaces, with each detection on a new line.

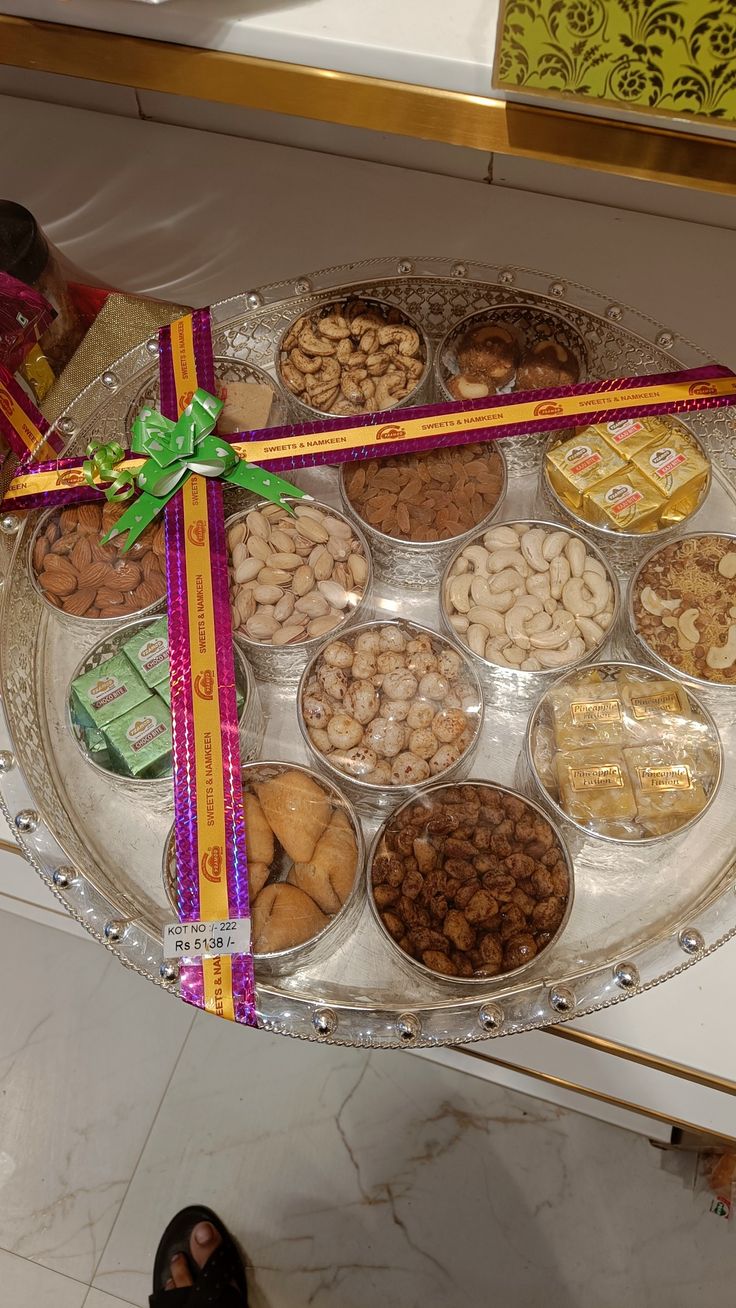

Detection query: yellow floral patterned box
xmin=494 ymin=0 xmax=736 ymax=127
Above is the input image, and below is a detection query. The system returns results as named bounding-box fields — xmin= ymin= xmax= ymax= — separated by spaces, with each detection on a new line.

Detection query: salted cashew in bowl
xmin=706 ymin=624 xmax=736 ymax=670
xmin=639 ymin=586 xmax=681 ymax=617
xmin=678 ymin=609 xmax=701 ymax=644
xmin=536 ymin=637 xmax=586 ymax=668
xmin=520 ymin=528 xmax=550 ymax=572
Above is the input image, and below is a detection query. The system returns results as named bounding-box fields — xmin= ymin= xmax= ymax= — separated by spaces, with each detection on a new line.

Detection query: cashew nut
xmin=526 ymin=611 xmax=553 ymax=635
xmin=549 ymin=555 xmax=570 ymax=600
xmin=536 ymin=637 xmax=585 ymax=668
xmin=706 ymin=624 xmax=736 ymax=669
xmin=467 ymin=623 xmax=489 ymax=656
xmin=489 ymin=567 xmax=526 ymax=594
xmin=528 ymin=611 xmax=576 ymax=649
xmin=639 ymin=586 xmax=681 ymax=617
xmin=487 ymin=548 xmax=529 ymax=575
xmin=520 ymin=528 xmax=550 ymax=572
xmin=463 ymin=545 xmax=490 ymax=573
xmin=662 ymin=614 xmax=696 ymax=651
xmin=466 ymin=605 xmax=506 ymax=635
xmin=562 ymin=577 xmax=599 ymax=619
xmin=377 ymin=324 xmax=420 ymax=356
xmin=678 ymin=608 xmax=701 ymax=644
xmin=504 ymin=605 xmax=533 ymax=650
xmin=542 ymin=530 xmax=571 ymax=562
xmin=483 ymin=525 xmax=520 ymax=550
xmin=565 ymin=537 xmax=586 ymax=578
xmin=521 ymin=657 xmax=542 ymax=671
xmin=299 ymin=325 xmax=336 ymax=357
xmin=576 ymin=616 xmax=604 ymax=649
xmin=448 ymin=573 xmax=473 ymax=613
xmin=527 ymin=572 xmax=551 ymax=599
xmin=718 ymin=552 xmax=736 ymax=579
xmin=470 ymin=574 xmax=494 ymax=607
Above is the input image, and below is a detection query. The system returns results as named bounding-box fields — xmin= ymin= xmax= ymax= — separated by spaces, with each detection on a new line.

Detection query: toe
xmin=170 ymin=1252 xmax=193 ymax=1288
xmin=189 ymin=1220 xmax=222 ymax=1271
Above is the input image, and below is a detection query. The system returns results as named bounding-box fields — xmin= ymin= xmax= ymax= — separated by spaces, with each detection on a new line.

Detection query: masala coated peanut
xmin=371 ymin=783 xmax=571 ymax=978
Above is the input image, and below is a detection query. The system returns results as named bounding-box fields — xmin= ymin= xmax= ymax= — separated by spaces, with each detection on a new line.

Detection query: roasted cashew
xmin=639 ymin=586 xmax=681 ymax=617
xmin=678 ymin=608 xmax=701 ymax=643
xmin=281 ymin=360 xmax=306 ymax=393
xmin=298 ymin=325 xmax=336 ymax=357
xmin=365 ymin=352 xmax=390 ymax=377
xmin=319 ymin=315 xmax=350 ymax=340
xmin=520 ymin=528 xmax=549 ymax=572
xmin=319 ymin=356 xmax=341 ymax=385
xmin=340 ymin=373 xmax=365 ymax=404
xmin=375 ymin=375 xmax=404 ymax=409
xmin=662 ymin=614 xmax=696 ymax=651
xmin=336 ymin=338 xmax=356 ymax=364
xmin=290 ymin=347 xmax=322 ymax=374
xmin=377 ymin=324 xmax=420 ymax=356
xmin=706 ymin=624 xmax=736 ymax=669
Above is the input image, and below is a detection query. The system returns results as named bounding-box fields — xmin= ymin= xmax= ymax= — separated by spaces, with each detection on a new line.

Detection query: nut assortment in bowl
xmin=630 ymin=533 xmax=736 ymax=687
xmin=278 ymin=297 xmax=429 ymax=417
xmin=163 ymin=763 xmax=364 ymax=973
xmin=339 ymin=443 xmax=506 ymax=590
xmin=68 ymin=617 xmax=263 ymax=787
xmin=441 ymin=521 xmax=617 ymax=677
xmin=298 ymin=621 xmax=483 ymax=804
xmin=29 ymin=502 xmax=166 ymax=626
xmin=368 ymin=782 xmax=573 ymax=981
xmin=227 ymin=498 xmax=372 ymax=680
xmin=436 ymin=305 xmax=585 ymax=402
xmin=524 ymin=662 xmax=722 ymax=842
xmin=543 ymin=416 xmax=711 ymax=542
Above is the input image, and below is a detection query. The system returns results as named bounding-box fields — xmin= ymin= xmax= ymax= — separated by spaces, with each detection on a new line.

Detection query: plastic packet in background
xmin=0 ymin=270 xmax=55 ymax=446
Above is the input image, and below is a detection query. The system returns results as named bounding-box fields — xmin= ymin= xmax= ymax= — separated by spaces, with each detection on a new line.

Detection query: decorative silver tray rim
xmin=1 ymin=254 xmax=735 ymax=1050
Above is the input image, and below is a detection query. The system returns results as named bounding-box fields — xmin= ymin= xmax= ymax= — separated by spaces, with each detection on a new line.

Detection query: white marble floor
xmin=0 ymin=914 xmax=734 ymax=1308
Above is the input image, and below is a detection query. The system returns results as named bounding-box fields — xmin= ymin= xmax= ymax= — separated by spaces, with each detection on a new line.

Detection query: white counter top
xmin=0 ymin=0 xmax=499 ymax=97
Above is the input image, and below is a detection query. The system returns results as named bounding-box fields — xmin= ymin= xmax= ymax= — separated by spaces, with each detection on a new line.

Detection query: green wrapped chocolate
xmin=157 ymin=675 xmax=244 ymax=715
xmin=122 ymin=618 xmax=170 ymax=690
xmin=104 ymin=693 xmax=173 ymax=778
xmin=71 ymin=653 xmax=149 ymax=730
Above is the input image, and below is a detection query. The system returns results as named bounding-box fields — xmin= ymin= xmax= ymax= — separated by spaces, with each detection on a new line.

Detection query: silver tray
xmin=2 ymin=255 xmax=736 ymax=1050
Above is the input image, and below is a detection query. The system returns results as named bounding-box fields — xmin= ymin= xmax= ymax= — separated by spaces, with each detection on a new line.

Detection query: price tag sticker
xmin=163 ymin=918 xmax=251 ymax=960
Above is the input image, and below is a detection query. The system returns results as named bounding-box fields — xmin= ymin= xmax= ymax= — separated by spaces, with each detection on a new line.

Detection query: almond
xmin=62 ymin=587 xmax=96 ymax=616
xmin=33 ymin=537 xmax=49 ymax=571
xmin=50 ymin=534 xmax=77 ymax=556
xmin=45 ymin=521 xmax=60 ymax=544
xmin=98 ymin=605 xmax=128 ymax=619
xmin=78 ymin=561 xmax=113 ymax=589
xmin=105 ymin=561 xmax=141 ymax=592
xmin=70 ymin=536 xmax=93 ymax=571
xmin=152 ymin=526 xmax=166 ymax=558
xmin=60 ymin=508 xmax=79 ymax=531
xmin=143 ymin=553 xmax=164 ymax=584
xmin=78 ymin=504 xmax=103 ymax=533
xmin=132 ymin=581 xmax=158 ymax=608
xmin=42 ymin=553 xmax=75 ymax=577
xmin=95 ymin=586 xmax=125 ymax=608
xmin=42 ymin=571 xmax=77 ymax=597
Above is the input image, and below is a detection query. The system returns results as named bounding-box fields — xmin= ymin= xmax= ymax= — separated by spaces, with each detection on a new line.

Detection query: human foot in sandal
xmin=150 ymin=1205 xmax=248 ymax=1306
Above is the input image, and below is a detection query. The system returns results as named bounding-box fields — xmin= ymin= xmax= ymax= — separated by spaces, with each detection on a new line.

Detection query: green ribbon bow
xmin=84 ymin=388 xmax=306 ymax=552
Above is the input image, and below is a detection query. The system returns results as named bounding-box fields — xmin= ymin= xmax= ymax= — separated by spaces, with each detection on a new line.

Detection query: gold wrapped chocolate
xmin=596 ymin=416 xmax=669 ymax=458
xmin=624 ymin=744 xmax=707 ymax=836
xmin=545 ymin=431 xmax=626 ymax=509
xmin=630 ymin=431 xmax=709 ymax=525
xmin=556 ymin=747 xmax=637 ymax=829
xmin=549 ymin=682 xmax=626 ymax=750
xmin=584 ymin=468 xmax=662 ymax=532
xmin=617 ymin=674 xmax=692 ymax=742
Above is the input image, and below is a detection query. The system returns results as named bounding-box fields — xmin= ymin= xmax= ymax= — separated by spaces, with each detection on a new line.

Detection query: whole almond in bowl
xmin=29 ymin=502 xmax=167 ymax=630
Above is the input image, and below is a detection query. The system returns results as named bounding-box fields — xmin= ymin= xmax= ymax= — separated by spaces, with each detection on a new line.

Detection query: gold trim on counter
xmin=548 ymin=1024 xmax=736 ymax=1097
xmin=452 ymin=1045 xmax=736 ymax=1145
xmin=1 ymin=16 xmax=736 ymax=193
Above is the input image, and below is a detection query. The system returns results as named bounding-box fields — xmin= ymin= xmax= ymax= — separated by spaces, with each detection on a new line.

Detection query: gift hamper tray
xmin=2 ymin=255 xmax=736 ymax=1048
